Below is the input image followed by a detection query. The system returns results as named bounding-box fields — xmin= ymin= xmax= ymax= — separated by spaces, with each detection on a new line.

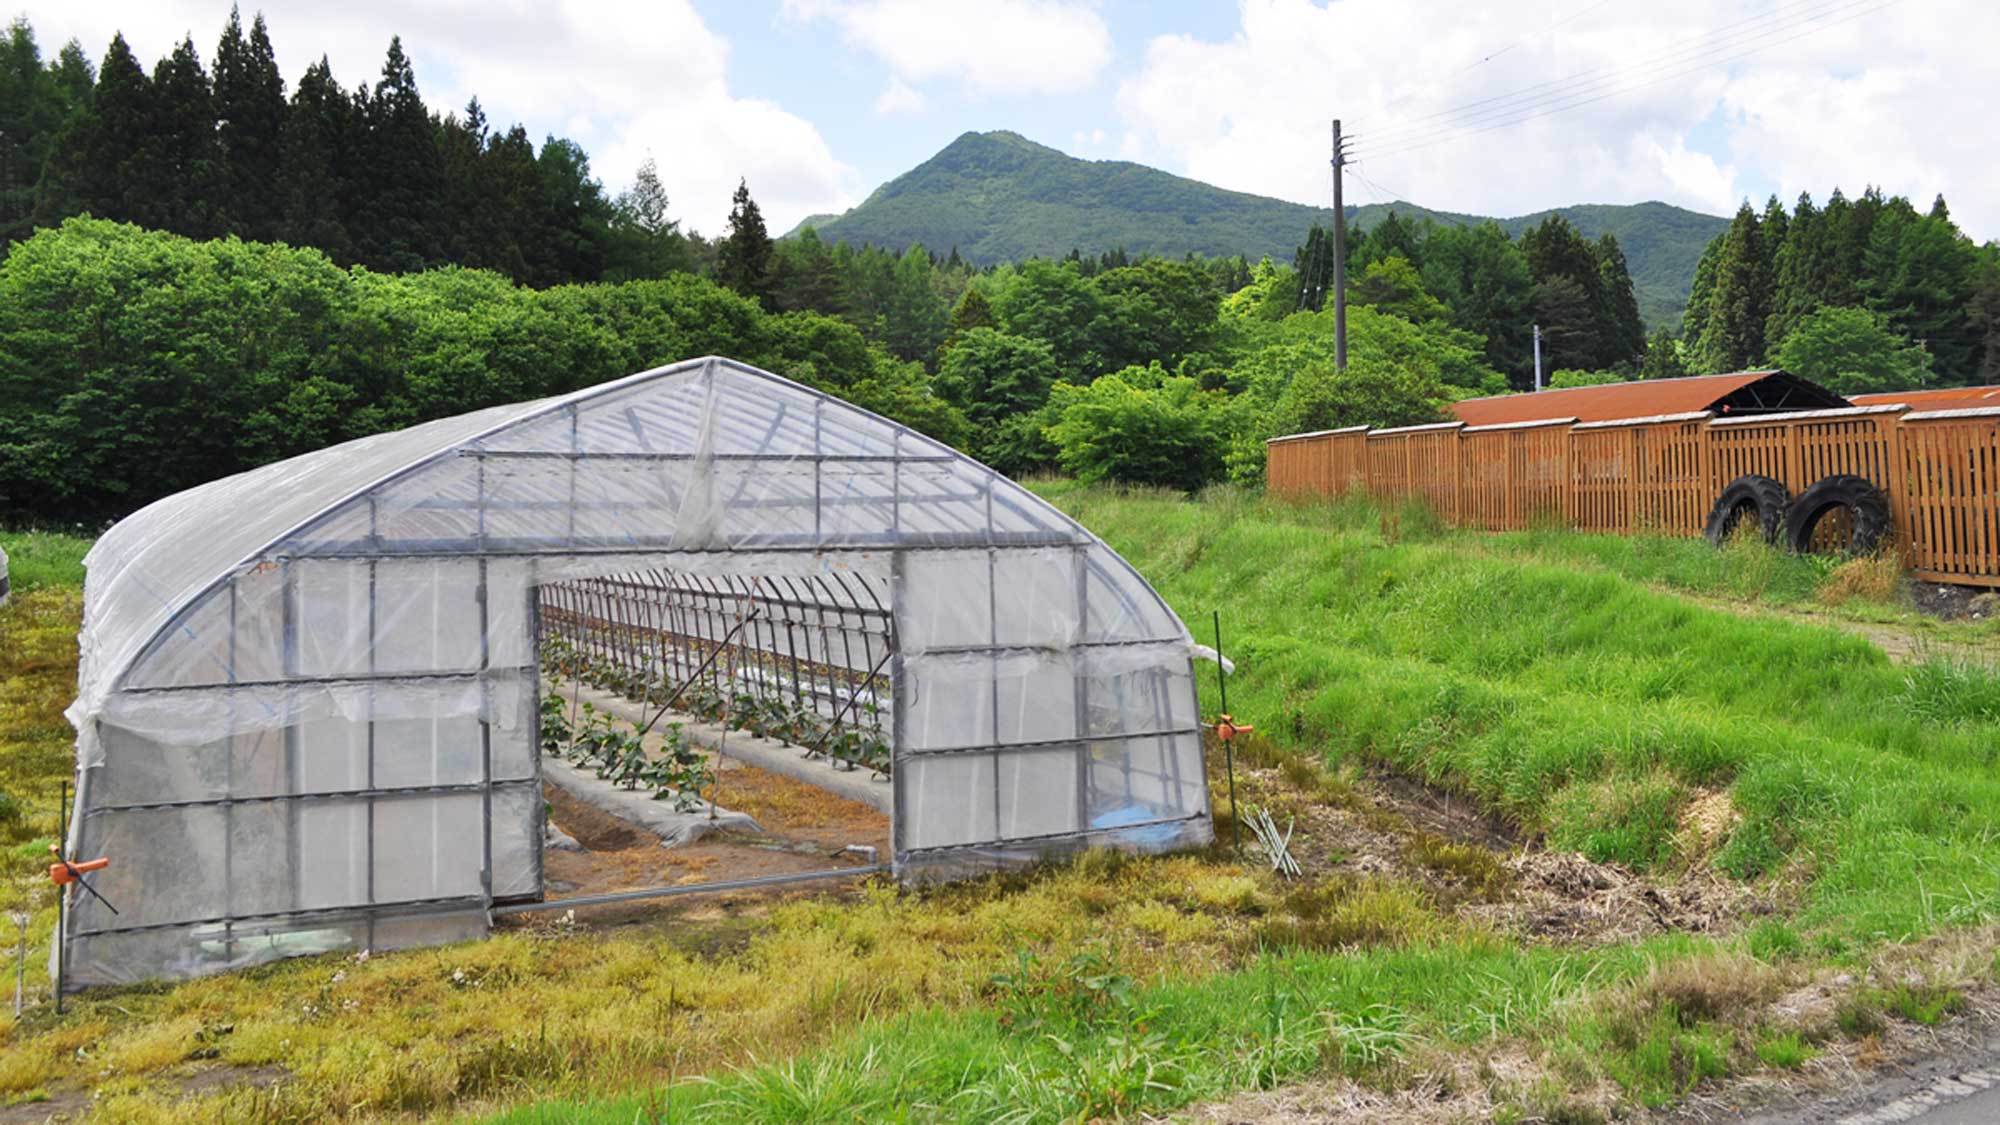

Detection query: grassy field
xmin=0 ymin=529 xmax=91 ymax=595
xmin=3 ymin=495 xmax=2000 ymax=1122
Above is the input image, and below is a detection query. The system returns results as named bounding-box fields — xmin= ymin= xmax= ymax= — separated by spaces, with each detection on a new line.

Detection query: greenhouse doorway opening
xmin=514 ymin=563 xmax=897 ymax=915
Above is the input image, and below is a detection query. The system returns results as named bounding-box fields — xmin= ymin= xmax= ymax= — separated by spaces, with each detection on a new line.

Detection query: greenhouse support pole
xmin=1214 ymin=611 xmax=1239 ymax=854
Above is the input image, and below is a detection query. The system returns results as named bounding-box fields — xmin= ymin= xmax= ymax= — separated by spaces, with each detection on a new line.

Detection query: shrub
xmin=1045 ymin=367 xmax=1235 ymax=492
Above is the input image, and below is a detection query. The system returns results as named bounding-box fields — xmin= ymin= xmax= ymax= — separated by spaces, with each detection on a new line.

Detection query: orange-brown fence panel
xmin=1459 ymin=429 xmax=1510 ymax=530
xmin=1568 ymin=425 xmax=1633 ymax=532
xmin=1510 ymin=423 xmax=1569 ymax=529
xmin=1366 ymin=432 xmax=1412 ymax=502
xmin=1634 ymin=419 xmax=1709 ymax=534
xmin=1328 ymin=429 xmax=1369 ymax=493
xmin=1266 ymin=404 xmax=2000 ymax=587
xmin=1707 ymin=417 xmax=1790 ymax=494
xmin=1901 ymin=411 xmax=2000 ymax=586
xmin=1408 ymin=426 xmax=1462 ymax=520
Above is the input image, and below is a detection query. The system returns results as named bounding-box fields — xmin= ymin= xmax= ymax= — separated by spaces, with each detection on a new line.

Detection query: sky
xmin=22 ymin=0 xmax=1994 ymax=241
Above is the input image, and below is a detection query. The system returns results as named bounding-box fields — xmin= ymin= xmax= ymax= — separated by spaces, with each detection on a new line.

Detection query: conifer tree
xmin=0 ymin=20 xmax=67 ymax=242
xmin=276 ymin=56 xmax=354 ymax=259
xmin=531 ymin=137 xmax=610 ymax=285
xmin=948 ymin=286 xmax=997 ymax=340
xmin=1594 ymin=233 xmax=1646 ymax=365
xmin=1766 ymin=192 xmax=1828 ymax=347
xmin=55 ymin=33 xmax=150 ymax=226
xmin=717 ymin=178 xmax=774 ymax=306
xmin=353 ymin=37 xmax=442 ymax=271
xmin=1862 ymin=204 xmax=1980 ymax=382
xmin=1680 ymin=229 xmax=1721 ymax=351
xmin=1696 ymin=202 xmax=1773 ymax=372
xmin=30 ymin=39 xmax=95 ymax=226
xmin=436 ymin=97 xmax=491 ymax=266
xmin=144 ymin=36 xmax=223 ymax=237
xmin=1759 ymin=194 xmax=1788 ymax=275
xmin=213 ymin=8 xmax=286 ymax=239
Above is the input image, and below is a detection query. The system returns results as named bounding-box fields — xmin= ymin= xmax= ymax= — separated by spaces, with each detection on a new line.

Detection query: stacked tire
xmin=1703 ymin=473 xmax=1893 ymax=556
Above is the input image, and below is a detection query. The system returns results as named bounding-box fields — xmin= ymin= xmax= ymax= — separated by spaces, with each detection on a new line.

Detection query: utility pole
xmin=1533 ymin=323 xmax=1543 ymax=391
xmin=1331 ymin=118 xmax=1352 ymax=370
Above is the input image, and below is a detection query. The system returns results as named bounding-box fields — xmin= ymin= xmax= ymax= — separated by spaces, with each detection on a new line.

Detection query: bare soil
xmin=521 ymin=755 xmax=890 ymax=932
xmin=1230 ymin=756 xmax=1767 ymax=945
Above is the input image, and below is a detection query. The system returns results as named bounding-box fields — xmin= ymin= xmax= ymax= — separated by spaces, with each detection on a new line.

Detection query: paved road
xmin=1734 ymin=1035 xmax=2000 ymax=1124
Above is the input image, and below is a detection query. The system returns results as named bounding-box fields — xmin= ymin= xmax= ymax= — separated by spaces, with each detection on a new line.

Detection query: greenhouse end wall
xmin=59 ymin=357 xmax=1210 ymax=989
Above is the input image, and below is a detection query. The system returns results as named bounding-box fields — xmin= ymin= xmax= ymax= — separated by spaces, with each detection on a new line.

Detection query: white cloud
xmin=1116 ymin=0 xmax=2000 ymax=240
xmin=23 ymin=0 xmax=858 ymax=233
xmin=785 ymin=0 xmax=1111 ymax=96
xmin=875 ymin=77 xmax=926 ymax=115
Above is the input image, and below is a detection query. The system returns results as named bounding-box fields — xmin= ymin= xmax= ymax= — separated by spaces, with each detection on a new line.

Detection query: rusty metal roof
xmin=1850 ymin=385 xmax=2000 ymax=411
xmin=1451 ymin=370 xmax=1848 ymax=426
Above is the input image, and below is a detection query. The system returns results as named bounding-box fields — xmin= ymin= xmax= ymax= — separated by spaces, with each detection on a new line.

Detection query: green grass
xmin=1052 ymin=485 xmax=2000 ymax=938
xmin=10 ymin=487 xmax=2000 ymax=1122
xmin=490 ymin=485 xmax=2000 ymax=1122
xmin=0 ymin=529 xmax=91 ymax=592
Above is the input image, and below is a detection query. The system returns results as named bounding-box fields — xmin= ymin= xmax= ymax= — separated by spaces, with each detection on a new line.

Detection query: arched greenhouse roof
xmin=72 ymin=354 xmax=1190 ymax=747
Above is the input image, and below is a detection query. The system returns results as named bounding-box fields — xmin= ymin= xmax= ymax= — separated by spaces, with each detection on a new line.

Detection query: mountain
xmin=795 ymin=131 xmax=1728 ymax=329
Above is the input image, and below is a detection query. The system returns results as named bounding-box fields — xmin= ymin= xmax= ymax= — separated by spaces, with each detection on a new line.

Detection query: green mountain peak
xmin=794 ymin=131 xmax=1727 ymax=327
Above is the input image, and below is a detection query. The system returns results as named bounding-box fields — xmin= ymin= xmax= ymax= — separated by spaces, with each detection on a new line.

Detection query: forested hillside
xmin=798 ymin=131 xmax=1726 ymax=327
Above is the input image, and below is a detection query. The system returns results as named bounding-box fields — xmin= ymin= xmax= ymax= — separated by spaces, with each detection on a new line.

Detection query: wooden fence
xmin=1266 ymin=404 xmax=2000 ymax=588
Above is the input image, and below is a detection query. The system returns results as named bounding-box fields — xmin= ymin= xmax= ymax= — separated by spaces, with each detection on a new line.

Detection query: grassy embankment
xmin=0 ymin=530 xmax=89 ymax=935
xmin=1 ymin=501 xmax=1998 ymax=1122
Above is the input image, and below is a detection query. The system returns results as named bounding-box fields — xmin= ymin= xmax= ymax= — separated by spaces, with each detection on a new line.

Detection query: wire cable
xmin=1365 ymin=0 xmax=1848 ymax=143
xmin=1356 ymin=0 xmax=1899 ymax=162
xmin=1456 ymin=0 xmax=1624 ymax=76
xmin=1358 ymin=0 xmax=1877 ymax=152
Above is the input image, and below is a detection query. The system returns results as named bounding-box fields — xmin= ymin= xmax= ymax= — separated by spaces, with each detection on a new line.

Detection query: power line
xmin=1357 ymin=0 xmax=1878 ymax=153
xmin=1364 ymin=0 xmax=1847 ymax=145
xmin=1448 ymin=0 xmax=1620 ymax=77
xmin=1356 ymin=0 xmax=1899 ymax=162
xmin=1349 ymin=162 xmax=1416 ymax=208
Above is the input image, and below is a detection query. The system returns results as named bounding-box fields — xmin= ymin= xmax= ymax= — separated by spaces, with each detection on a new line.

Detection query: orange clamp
xmin=1214 ymin=714 xmax=1254 ymax=742
xmin=48 ymin=853 xmax=110 ymax=886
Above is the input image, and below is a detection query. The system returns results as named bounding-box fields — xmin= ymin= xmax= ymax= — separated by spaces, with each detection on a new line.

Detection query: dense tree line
xmin=1683 ymin=189 xmax=2000 ymax=389
xmin=0 ymin=219 xmax=961 ymax=520
xmin=0 ymin=216 xmax=1492 ymax=518
xmin=1293 ymin=211 xmax=1654 ymax=387
xmin=2 ymin=11 xmax=684 ymax=285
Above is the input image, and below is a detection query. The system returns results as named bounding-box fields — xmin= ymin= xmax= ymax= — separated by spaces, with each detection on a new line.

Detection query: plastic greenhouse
xmin=59 ymin=357 xmax=1212 ymax=989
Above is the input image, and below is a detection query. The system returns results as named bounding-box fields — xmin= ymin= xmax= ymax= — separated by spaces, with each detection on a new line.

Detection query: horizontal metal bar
xmin=492 ymin=864 xmax=887 ymax=915
xmin=73 ymin=894 xmax=490 ymax=939
xmin=565 ymin=577 xmax=894 ymax=619
xmin=463 ymin=450 xmax=957 ymax=464
xmin=281 ymin=532 xmax=1090 ymax=559
xmin=911 ymin=637 xmax=1190 ymax=658
xmin=902 ymin=812 xmax=1209 ymax=857
xmin=121 ymin=665 xmax=534 ymax=696
xmin=86 ymin=777 xmax=539 ymax=815
xmin=895 ymin=725 xmax=1204 ymax=759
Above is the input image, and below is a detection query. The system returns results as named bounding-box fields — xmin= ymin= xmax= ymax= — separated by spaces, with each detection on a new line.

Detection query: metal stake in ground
xmin=1213 ymin=610 xmax=1240 ymax=854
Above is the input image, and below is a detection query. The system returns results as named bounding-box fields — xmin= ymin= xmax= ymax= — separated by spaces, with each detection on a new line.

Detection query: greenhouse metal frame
xmin=60 ymin=357 xmax=1210 ymax=989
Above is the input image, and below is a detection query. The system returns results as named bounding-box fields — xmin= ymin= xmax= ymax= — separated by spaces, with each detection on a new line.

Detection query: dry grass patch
xmin=1818 ymin=551 xmax=1905 ymax=607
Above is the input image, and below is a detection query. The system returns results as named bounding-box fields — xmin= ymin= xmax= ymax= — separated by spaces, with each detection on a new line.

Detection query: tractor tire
xmin=1704 ymin=474 xmax=1789 ymax=547
xmin=1785 ymin=474 xmax=1894 ymax=555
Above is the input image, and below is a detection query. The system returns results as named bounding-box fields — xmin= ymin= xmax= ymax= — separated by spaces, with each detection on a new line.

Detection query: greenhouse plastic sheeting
xmin=60 ymin=357 xmax=1210 ymax=988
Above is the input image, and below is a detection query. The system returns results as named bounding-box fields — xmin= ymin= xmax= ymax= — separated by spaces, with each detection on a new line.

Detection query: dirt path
xmin=1667 ymin=589 xmax=2000 ymax=667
